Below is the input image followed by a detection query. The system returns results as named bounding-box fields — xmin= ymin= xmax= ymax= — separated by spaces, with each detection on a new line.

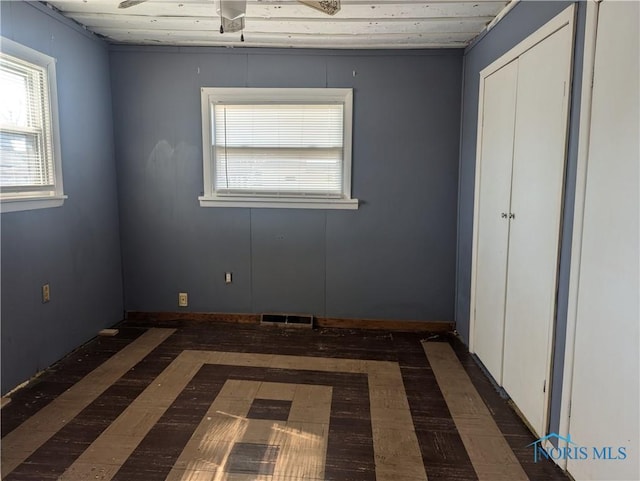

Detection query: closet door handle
xmin=509 ymin=213 xmax=516 ymax=219
xmin=501 ymin=213 xmax=508 ymax=218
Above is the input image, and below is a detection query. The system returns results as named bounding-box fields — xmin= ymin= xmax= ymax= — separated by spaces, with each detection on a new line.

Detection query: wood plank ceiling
xmin=46 ymin=0 xmax=510 ymax=49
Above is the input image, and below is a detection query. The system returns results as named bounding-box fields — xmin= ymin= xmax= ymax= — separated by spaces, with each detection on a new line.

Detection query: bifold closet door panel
xmin=502 ymin=24 xmax=573 ymax=435
xmin=472 ymin=60 xmax=518 ymax=383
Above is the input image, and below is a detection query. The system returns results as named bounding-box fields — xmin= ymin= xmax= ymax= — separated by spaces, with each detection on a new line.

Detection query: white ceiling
xmin=46 ymin=0 xmax=511 ymax=49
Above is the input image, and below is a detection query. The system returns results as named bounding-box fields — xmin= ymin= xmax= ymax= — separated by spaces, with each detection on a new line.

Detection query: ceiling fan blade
xmin=298 ymin=0 xmax=340 ymax=15
xmin=118 ymin=0 xmax=149 ymax=9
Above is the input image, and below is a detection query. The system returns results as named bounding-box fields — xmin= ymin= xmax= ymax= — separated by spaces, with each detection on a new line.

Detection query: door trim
xmin=555 ymin=0 xmax=599 ymax=470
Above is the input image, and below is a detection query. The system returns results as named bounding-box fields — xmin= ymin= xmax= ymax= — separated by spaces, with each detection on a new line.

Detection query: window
xmin=0 ymin=37 xmax=65 ymax=213
xmin=200 ymin=88 xmax=357 ymax=209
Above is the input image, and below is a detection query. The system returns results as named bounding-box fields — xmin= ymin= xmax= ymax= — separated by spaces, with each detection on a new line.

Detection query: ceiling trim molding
xmin=107 ymin=44 xmax=465 ymax=56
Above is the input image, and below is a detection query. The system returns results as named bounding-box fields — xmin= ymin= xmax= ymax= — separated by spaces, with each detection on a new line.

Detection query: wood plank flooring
xmin=0 ymin=319 xmax=569 ymax=480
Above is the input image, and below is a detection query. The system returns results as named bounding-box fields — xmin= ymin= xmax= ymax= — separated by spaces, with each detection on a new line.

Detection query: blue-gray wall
xmin=0 ymin=2 xmax=123 ymax=394
xmin=109 ymin=48 xmax=462 ymax=322
xmin=455 ymin=1 xmax=586 ymax=434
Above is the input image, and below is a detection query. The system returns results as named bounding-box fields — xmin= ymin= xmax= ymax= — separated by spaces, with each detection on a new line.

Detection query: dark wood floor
xmin=1 ymin=319 xmax=569 ymax=480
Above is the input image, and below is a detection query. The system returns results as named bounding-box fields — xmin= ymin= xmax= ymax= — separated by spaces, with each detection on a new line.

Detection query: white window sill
xmin=198 ymin=195 xmax=359 ymax=210
xmin=1 ymin=195 xmax=67 ymax=213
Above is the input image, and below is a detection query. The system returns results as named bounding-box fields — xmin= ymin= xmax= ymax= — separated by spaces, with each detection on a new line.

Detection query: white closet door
xmin=472 ymin=60 xmax=518 ymax=383
xmin=568 ymin=1 xmax=639 ymax=479
xmin=502 ymin=24 xmax=573 ymax=435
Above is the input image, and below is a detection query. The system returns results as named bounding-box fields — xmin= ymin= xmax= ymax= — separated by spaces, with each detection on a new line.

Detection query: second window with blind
xmin=199 ymin=88 xmax=357 ymax=209
xmin=0 ymin=37 xmax=65 ymax=213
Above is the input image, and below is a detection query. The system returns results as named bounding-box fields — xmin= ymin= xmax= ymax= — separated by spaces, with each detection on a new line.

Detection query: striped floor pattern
xmin=1 ymin=320 xmax=569 ymax=481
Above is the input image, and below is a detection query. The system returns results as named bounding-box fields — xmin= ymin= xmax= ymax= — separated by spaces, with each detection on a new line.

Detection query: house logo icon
xmin=527 ymin=433 xmax=577 ymax=463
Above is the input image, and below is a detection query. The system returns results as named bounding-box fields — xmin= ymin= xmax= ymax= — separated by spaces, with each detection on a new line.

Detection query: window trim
xmin=199 ymin=87 xmax=358 ymax=210
xmin=0 ymin=37 xmax=66 ymax=213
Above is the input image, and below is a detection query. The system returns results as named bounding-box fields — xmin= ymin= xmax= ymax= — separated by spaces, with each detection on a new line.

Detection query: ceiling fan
xmin=117 ymin=0 xmax=340 ymax=41
xmin=117 ymin=0 xmax=341 ymax=16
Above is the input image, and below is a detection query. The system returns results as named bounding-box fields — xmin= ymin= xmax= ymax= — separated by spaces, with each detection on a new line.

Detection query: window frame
xmin=199 ymin=87 xmax=358 ymax=210
xmin=0 ymin=37 xmax=66 ymax=213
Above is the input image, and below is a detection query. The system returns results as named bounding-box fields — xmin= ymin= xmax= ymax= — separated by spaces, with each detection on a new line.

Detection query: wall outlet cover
xmin=42 ymin=284 xmax=50 ymax=303
xmin=178 ymin=292 xmax=188 ymax=307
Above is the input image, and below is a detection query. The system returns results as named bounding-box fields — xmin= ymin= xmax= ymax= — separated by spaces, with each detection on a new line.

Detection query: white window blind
xmin=0 ymin=53 xmax=55 ymax=193
xmin=213 ymin=103 xmax=344 ymax=197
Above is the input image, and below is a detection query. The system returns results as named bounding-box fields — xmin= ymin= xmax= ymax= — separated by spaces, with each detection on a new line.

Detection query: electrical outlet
xmin=42 ymin=284 xmax=50 ymax=303
xmin=178 ymin=292 xmax=188 ymax=307
xmin=225 ymin=272 xmax=232 ymax=284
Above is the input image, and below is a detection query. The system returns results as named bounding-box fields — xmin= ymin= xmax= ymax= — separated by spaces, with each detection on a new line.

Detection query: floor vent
xmin=260 ymin=313 xmax=314 ymax=329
